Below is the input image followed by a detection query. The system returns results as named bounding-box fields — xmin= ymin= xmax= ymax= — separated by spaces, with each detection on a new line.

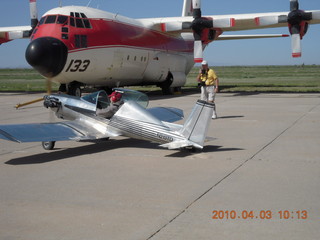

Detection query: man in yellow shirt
xmin=196 ymin=60 xmax=219 ymax=118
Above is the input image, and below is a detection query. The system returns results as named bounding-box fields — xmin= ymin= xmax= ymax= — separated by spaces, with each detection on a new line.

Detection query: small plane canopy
xmin=113 ymin=88 xmax=149 ymax=108
xmin=82 ymin=90 xmax=110 ymax=109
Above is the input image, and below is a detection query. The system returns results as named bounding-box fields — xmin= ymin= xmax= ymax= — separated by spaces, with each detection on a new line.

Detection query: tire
xmin=42 ymin=141 xmax=56 ymax=150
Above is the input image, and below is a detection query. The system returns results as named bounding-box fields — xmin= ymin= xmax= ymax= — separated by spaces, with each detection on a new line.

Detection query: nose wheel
xmin=42 ymin=141 xmax=56 ymax=150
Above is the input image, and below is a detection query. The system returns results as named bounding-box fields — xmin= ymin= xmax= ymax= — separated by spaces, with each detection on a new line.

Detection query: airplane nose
xmin=25 ymin=37 xmax=68 ymax=78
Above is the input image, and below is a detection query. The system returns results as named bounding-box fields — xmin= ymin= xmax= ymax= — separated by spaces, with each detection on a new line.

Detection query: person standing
xmin=196 ymin=60 xmax=219 ymax=119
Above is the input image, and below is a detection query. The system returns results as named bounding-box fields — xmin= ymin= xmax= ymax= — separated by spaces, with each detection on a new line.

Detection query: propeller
xmin=29 ymin=0 xmax=39 ymax=30
xmin=256 ymin=0 xmax=319 ymax=58
xmin=160 ymin=0 xmax=234 ymax=63
xmin=189 ymin=0 xmax=235 ymax=62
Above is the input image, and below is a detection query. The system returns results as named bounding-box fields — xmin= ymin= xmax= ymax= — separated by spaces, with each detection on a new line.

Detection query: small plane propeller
xmin=256 ymin=0 xmax=320 ymax=57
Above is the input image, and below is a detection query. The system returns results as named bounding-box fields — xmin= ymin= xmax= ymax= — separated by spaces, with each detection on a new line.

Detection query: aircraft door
xmin=142 ymin=52 xmax=168 ymax=83
xmin=109 ymin=50 xmax=124 ymax=82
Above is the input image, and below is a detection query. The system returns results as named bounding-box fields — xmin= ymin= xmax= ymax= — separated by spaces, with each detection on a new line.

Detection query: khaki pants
xmin=201 ymin=85 xmax=215 ymax=102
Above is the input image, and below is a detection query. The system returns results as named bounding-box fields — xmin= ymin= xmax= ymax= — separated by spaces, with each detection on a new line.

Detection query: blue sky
xmin=0 ymin=0 xmax=320 ymax=67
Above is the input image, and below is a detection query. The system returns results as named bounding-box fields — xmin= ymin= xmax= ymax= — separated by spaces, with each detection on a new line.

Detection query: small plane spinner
xmin=0 ymin=89 xmax=214 ymax=151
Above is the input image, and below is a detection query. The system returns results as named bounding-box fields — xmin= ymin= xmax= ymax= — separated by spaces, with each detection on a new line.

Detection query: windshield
xmin=82 ymin=90 xmax=110 ymax=108
xmin=113 ymin=88 xmax=149 ymax=108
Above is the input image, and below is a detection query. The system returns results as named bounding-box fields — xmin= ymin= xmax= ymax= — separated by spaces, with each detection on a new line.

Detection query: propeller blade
xmin=291 ymin=33 xmax=301 ymax=57
xmin=192 ymin=0 xmax=201 ymax=19
xmin=194 ymin=40 xmax=203 ymax=63
xmin=311 ymin=10 xmax=320 ymax=20
xmin=46 ymin=78 xmax=52 ymax=95
xmin=290 ymin=0 xmax=299 ymax=11
xmin=29 ymin=0 xmax=38 ymax=29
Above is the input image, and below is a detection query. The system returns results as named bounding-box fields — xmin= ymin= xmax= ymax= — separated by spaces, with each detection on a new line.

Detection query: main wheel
xmin=42 ymin=141 xmax=56 ymax=150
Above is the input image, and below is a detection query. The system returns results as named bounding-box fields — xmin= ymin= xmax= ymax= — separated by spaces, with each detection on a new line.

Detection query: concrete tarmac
xmin=0 ymin=92 xmax=319 ymax=240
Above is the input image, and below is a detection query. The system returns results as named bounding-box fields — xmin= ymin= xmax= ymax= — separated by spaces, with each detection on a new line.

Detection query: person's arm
xmin=215 ymin=78 xmax=219 ymax=92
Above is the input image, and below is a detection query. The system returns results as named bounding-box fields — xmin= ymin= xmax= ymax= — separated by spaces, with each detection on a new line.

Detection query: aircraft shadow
xmin=5 ymin=138 xmax=158 ymax=165
xmin=5 ymin=140 xmax=244 ymax=165
xmin=165 ymin=145 xmax=244 ymax=158
xmin=217 ymin=115 xmax=244 ymax=119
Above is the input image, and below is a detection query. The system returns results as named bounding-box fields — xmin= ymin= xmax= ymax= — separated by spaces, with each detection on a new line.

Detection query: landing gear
xmin=160 ymin=73 xmax=173 ymax=95
xmin=42 ymin=141 xmax=55 ymax=150
xmin=67 ymin=82 xmax=82 ymax=97
xmin=58 ymin=84 xmax=67 ymax=93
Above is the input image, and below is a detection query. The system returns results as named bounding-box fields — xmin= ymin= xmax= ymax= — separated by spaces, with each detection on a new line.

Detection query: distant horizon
xmin=1 ymin=63 xmax=319 ymax=70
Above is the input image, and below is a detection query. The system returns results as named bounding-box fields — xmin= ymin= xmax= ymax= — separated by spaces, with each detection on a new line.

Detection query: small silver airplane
xmin=0 ymin=89 xmax=214 ymax=151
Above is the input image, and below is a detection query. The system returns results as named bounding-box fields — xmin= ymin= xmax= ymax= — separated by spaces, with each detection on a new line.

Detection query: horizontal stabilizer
xmin=147 ymin=107 xmax=183 ymax=123
xmin=160 ymin=140 xmax=203 ymax=150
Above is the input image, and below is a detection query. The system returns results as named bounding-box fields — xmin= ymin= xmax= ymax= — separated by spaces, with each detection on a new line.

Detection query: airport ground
xmin=0 ymin=91 xmax=319 ymax=240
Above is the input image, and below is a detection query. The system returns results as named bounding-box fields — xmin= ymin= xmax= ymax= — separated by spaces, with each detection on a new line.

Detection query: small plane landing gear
xmin=42 ymin=141 xmax=56 ymax=150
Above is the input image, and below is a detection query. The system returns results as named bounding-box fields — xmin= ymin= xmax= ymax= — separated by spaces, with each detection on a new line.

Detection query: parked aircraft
xmin=0 ymin=0 xmax=319 ymax=95
xmin=0 ymin=89 xmax=214 ymax=151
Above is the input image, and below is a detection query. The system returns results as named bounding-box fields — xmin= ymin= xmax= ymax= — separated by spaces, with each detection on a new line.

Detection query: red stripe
xmin=194 ymin=58 xmax=203 ymax=63
xmin=30 ymin=0 xmax=36 ymax=3
xmin=255 ymin=17 xmax=260 ymax=26
xmin=292 ymin=53 xmax=301 ymax=58
xmin=33 ymin=18 xmax=194 ymax=53
xmin=160 ymin=23 xmax=166 ymax=32
xmin=230 ymin=18 xmax=236 ymax=27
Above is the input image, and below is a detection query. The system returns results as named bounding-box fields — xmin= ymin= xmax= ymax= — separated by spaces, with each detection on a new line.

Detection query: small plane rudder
xmin=179 ymin=100 xmax=214 ymax=147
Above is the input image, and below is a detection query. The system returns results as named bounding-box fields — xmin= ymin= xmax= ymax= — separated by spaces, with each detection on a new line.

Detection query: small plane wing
xmin=0 ymin=122 xmax=85 ymax=143
xmin=0 ymin=26 xmax=31 ymax=44
xmin=0 ymin=118 xmax=119 ymax=143
xmin=147 ymin=107 xmax=183 ymax=123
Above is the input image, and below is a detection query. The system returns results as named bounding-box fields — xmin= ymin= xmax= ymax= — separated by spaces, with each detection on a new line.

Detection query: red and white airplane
xmin=1 ymin=0 xmax=320 ymax=95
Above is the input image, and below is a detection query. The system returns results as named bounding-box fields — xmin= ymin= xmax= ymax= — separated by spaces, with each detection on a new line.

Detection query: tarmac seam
xmin=146 ymin=103 xmax=319 ymax=240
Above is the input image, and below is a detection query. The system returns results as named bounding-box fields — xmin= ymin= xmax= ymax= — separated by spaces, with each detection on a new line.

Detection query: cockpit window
xmin=80 ymin=13 xmax=88 ymax=18
xmin=76 ymin=18 xmax=85 ymax=28
xmin=45 ymin=15 xmax=57 ymax=24
xmin=39 ymin=16 xmax=46 ymax=25
xmin=57 ymin=15 xmax=68 ymax=25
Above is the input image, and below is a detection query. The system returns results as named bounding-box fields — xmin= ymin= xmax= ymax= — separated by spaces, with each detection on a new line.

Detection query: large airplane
xmin=0 ymin=0 xmax=320 ymax=96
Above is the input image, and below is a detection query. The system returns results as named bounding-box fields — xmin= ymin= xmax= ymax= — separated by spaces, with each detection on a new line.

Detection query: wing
xmin=217 ymin=34 xmax=289 ymax=41
xmin=141 ymin=3 xmax=320 ymax=61
xmin=146 ymin=10 xmax=320 ymax=33
xmin=0 ymin=122 xmax=85 ymax=143
xmin=0 ymin=26 xmax=31 ymax=44
xmin=147 ymin=107 xmax=184 ymax=123
xmin=0 ymin=119 xmax=120 ymax=143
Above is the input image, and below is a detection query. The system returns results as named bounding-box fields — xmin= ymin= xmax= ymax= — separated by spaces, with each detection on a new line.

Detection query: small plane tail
xmin=161 ymin=100 xmax=214 ymax=150
xmin=179 ymin=100 xmax=214 ymax=148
